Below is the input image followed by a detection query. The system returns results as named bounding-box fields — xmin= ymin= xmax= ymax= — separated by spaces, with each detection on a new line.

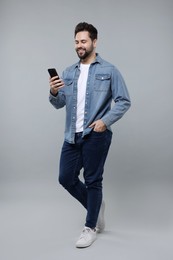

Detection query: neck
xmin=80 ymin=52 xmax=96 ymax=64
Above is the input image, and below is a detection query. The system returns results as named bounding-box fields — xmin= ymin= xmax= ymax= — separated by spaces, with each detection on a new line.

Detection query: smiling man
xmin=49 ymin=22 xmax=131 ymax=248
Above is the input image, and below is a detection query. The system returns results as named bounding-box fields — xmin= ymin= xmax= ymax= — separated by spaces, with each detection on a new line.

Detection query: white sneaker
xmin=96 ymin=200 xmax=105 ymax=233
xmin=76 ymin=227 xmax=97 ymax=248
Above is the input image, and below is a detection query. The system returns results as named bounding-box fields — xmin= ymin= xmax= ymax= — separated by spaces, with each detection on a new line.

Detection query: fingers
xmin=49 ymin=76 xmax=64 ymax=95
xmin=89 ymin=122 xmax=95 ymax=128
xmin=49 ymin=76 xmax=64 ymax=87
xmin=89 ymin=120 xmax=107 ymax=132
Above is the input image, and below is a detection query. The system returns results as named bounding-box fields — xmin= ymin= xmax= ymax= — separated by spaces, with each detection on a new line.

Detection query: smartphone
xmin=48 ymin=68 xmax=59 ymax=79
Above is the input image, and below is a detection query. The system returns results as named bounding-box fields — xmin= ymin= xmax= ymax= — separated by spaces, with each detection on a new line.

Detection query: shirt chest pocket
xmin=94 ymin=74 xmax=111 ymax=91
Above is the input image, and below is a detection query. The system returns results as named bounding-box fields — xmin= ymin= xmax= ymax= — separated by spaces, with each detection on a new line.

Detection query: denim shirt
xmin=49 ymin=54 xmax=131 ymax=144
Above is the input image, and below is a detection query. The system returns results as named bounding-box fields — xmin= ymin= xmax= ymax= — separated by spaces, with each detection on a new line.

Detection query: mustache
xmin=77 ymin=48 xmax=86 ymax=51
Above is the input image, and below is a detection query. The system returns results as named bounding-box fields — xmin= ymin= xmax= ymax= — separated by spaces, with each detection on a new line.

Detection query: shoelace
xmin=80 ymin=228 xmax=90 ymax=238
xmin=79 ymin=228 xmax=96 ymax=240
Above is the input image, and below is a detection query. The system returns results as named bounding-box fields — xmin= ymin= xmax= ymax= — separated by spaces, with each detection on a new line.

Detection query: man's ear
xmin=93 ymin=39 xmax=97 ymax=48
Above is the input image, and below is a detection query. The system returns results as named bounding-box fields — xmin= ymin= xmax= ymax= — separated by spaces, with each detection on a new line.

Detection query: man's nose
xmin=77 ymin=42 xmax=83 ymax=49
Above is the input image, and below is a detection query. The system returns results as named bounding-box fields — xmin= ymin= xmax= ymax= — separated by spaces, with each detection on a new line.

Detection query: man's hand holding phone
xmin=48 ymin=68 xmax=64 ymax=96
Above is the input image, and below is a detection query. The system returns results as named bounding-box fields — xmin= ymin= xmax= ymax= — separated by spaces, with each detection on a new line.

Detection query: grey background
xmin=1 ymin=0 xmax=173 ymax=259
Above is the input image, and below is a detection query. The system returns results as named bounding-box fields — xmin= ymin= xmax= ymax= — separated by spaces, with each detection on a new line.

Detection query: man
xmin=49 ymin=22 xmax=131 ymax=248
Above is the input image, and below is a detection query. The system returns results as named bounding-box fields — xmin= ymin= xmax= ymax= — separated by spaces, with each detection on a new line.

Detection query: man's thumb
xmin=89 ymin=122 xmax=95 ymax=128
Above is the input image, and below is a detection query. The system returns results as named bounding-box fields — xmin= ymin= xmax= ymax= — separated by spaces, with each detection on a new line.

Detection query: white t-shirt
xmin=76 ymin=63 xmax=90 ymax=133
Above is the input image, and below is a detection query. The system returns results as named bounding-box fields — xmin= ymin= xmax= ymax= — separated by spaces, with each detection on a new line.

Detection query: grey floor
xmin=1 ymin=176 xmax=173 ymax=260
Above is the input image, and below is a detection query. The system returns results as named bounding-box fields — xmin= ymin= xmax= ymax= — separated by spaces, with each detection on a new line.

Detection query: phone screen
xmin=48 ymin=68 xmax=59 ymax=78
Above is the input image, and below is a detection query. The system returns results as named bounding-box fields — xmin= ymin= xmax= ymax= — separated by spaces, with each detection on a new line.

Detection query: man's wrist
xmin=50 ymin=90 xmax=58 ymax=97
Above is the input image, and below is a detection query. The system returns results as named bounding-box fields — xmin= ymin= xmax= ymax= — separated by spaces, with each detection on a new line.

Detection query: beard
xmin=76 ymin=45 xmax=94 ymax=60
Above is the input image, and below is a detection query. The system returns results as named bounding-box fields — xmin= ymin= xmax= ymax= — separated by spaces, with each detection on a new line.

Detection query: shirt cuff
xmin=49 ymin=90 xmax=58 ymax=97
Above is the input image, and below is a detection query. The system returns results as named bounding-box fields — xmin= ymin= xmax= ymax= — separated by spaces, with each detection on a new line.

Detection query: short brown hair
xmin=74 ymin=22 xmax=98 ymax=41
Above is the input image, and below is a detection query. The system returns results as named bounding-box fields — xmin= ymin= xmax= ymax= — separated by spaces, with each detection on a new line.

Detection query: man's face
xmin=75 ymin=31 xmax=97 ymax=60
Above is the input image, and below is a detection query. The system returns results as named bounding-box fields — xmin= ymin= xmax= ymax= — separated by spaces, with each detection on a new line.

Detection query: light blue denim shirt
xmin=49 ymin=54 xmax=131 ymax=144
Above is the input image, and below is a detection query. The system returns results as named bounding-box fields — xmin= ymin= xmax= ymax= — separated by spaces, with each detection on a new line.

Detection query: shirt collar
xmin=74 ymin=53 xmax=102 ymax=68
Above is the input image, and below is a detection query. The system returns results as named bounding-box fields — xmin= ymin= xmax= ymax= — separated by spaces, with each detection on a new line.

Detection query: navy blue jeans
xmin=59 ymin=130 xmax=112 ymax=229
